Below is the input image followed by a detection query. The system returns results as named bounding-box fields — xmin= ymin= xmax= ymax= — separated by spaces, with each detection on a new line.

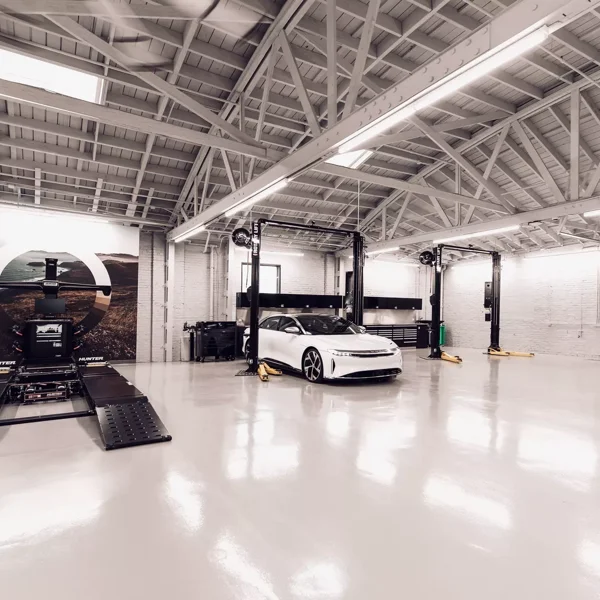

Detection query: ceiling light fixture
xmin=326 ymin=149 xmax=373 ymax=169
xmin=262 ymin=250 xmax=305 ymax=257
xmin=338 ymin=106 xmax=416 ymax=154
xmin=236 ymin=248 xmax=305 ymax=256
xmin=225 ymin=179 xmax=289 ymax=217
xmin=397 ymin=261 xmax=420 ymax=268
xmin=0 ymin=204 xmax=111 ymax=225
xmin=173 ymin=224 xmax=206 ymax=243
xmin=434 ymin=225 xmax=519 ymax=244
xmin=366 ymin=247 xmax=400 ymax=256
xmin=338 ymin=26 xmax=549 ymax=154
xmin=583 ymin=210 xmax=600 ymax=218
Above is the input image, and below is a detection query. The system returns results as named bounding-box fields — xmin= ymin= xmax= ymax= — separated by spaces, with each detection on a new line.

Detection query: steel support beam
xmin=34 ymin=167 xmax=41 ymax=205
xmin=389 ymin=195 xmax=412 ymax=239
xmin=279 ymin=32 xmax=321 ymax=136
xmin=173 ymin=0 xmax=313 ymax=220
xmin=512 ymin=121 xmax=565 ymax=203
xmin=142 ymin=188 xmax=155 ymax=220
xmin=0 ymin=79 xmax=272 ymax=160
xmin=126 ymin=18 xmax=201 ymax=216
xmin=342 ymin=0 xmax=381 ymax=119
xmin=47 ymin=16 xmax=263 ymax=148
xmin=317 ymin=164 xmax=510 ymax=213
xmin=354 ymin=111 xmax=507 ymax=150
xmin=173 ymin=0 xmax=583 ymax=239
xmin=411 ymin=116 xmax=517 ymax=213
xmin=570 ymin=89 xmax=581 ymax=201
xmin=92 ymin=178 xmax=103 ymax=212
xmin=361 ymin=195 xmax=600 ymax=253
xmin=326 ymin=0 xmax=338 ymax=128
xmin=0 ymin=194 xmax=166 ymax=227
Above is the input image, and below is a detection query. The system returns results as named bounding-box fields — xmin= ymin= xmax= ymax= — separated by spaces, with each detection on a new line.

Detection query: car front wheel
xmin=302 ymin=348 xmax=324 ymax=383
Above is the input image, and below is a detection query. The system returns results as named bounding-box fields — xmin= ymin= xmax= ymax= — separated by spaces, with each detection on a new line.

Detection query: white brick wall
xmin=151 ymin=235 xmax=167 ymax=361
xmin=136 ymin=231 xmax=168 ymax=363
xmin=227 ymin=242 xmax=333 ymax=316
xmin=443 ymin=248 xmax=600 ymax=357
xmin=362 ymin=258 xmax=427 ymax=324
xmin=214 ymin=244 xmax=229 ymax=321
xmin=324 ymin=253 xmax=336 ymax=295
xmin=364 ymin=258 xmax=421 ymax=296
xmin=136 ymin=232 xmax=153 ymax=363
xmin=137 ymin=233 xmax=221 ymax=362
xmin=137 ymin=235 xmax=431 ymax=362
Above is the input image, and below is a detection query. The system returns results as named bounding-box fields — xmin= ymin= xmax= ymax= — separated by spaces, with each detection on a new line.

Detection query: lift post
xmin=429 ymin=245 xmax=443 ymax=360
xmin=427 ymin=245 xmax=463 ymax=363
xmin=352 ymin=231 xmax=365 ymax=328
xmin=490 ymin=251 xmax=501 ymax=352
xmin=240 ymin=219 xmax=364 ymax=375
xmin=248 ymin=220 xmax=261 ymax=374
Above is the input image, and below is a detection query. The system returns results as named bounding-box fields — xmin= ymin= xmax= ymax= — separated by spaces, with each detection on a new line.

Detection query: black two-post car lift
xmin=421 ymin=244 xmax=534 ymax=363
xmin=233 ymin=219 xmax=365 ymax=375
xmin=0 ymin=258 xmax=171 ymax=450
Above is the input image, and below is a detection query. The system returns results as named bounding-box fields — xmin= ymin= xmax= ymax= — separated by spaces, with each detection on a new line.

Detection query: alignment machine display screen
xmin=27 ymin=321 xmax=71 ymax=359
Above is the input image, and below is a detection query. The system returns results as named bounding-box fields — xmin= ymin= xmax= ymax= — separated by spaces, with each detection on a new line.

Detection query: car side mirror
xmin=357 ymin=326 xmax=367 ymax=334
xmin=284 ymin=325 xmax=301 ymax=335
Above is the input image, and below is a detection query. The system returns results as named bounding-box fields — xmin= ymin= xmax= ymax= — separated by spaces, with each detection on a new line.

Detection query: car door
xmin=276 ymin=316 xmax=305 ymax=370
xmin=258 ymin=316 xmax=280 ymax=360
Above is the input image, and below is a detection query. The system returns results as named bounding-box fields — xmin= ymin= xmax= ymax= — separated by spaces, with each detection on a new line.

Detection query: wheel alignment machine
xmin=0 ymin=258 xmax=172 ymax=450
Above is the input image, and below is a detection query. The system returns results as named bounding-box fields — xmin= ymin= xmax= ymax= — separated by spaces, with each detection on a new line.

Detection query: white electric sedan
xmin=244 ymin=314 xmax=402 ymax=382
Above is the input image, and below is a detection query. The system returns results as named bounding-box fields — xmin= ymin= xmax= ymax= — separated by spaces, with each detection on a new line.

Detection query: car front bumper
xmin=323 ymin=351 xmax=402 ymax=380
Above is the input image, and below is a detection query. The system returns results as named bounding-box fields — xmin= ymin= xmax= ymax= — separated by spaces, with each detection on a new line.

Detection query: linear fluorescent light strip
xmin=174 ymin=224 xmax=206 ymax=243
xmin=225 ymin=179 xmax=289 ymax=217
xmin=339 ymin=105 xmax=417 ymax=154
xmin=236 ymin=248 xmax=305 ymax=256
xmin=366 ymin=247 xmax=400 ymax=256
xmin=434 ymin=225 xmax=519 ymax=244
xmin=339 ymin=27 xmax=548 ymax=153
xmin=262 ymin=250 xmax=304 ymax=257
xmin=584 ymin=210 xmax=600 ymax=217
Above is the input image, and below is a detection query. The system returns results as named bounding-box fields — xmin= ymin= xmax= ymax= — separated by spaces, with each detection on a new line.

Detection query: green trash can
xmin=439 ymin=323 xmax=446 ymax=346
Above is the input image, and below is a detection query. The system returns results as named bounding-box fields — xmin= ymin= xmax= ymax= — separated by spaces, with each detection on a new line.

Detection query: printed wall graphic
xmin=0 ymin=209 xmax=139 ymax=360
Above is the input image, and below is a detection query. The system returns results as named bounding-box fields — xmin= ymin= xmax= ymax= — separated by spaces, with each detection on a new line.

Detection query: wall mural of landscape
xmin=0 ymin=212 xmax=140 ymax=360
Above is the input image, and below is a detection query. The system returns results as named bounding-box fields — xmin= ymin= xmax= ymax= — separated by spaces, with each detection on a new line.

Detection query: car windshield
xmin=296 ymin=315 xmax=360 ymax=335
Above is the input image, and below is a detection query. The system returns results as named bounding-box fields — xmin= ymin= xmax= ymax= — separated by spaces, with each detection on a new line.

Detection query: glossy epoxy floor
xmin=2 ymin=350 xmax=600 ymax=599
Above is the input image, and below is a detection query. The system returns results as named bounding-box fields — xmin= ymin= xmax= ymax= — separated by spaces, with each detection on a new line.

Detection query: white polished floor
xmin=2 ymin=349 xmax=600 ymax=599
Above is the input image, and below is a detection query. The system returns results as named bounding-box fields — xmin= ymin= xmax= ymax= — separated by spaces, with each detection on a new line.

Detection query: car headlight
xmin=329 ymin=350 xmax=354 ymax=357
xmin=390 ymin=346 xmax=401 ymax=355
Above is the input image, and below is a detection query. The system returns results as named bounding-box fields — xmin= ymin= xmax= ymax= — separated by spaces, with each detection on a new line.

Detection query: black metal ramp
xmin=97 ymin=400 xmax=172 ymax=450
xmin=84 ymin=374 xmax=147 ymax=407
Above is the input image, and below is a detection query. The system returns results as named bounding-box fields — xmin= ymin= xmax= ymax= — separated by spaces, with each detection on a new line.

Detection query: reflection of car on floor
xmin=244 ymin=314 xmax=402 ymax=382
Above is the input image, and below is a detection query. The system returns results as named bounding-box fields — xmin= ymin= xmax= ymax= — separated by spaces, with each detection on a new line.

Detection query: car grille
xmin=346 ymin=349 xmax=396 ymax=358
xmin=341 ymin=368 xmax=401 ymax=379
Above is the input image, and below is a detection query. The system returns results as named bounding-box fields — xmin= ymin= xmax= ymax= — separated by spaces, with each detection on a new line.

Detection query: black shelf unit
xmin=364 ymin=297 xmax=423 ymax=310
xmin=365 ymin=323 xmax=429 ymax=348
xmin=236 ymin=293 xmax=421 ymax=311
xmin=236 ymin=293 xmax=343 ymax=309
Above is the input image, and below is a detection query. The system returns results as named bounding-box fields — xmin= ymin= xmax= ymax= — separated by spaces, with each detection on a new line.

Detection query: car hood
xmin=309 ymin=333 xmax=395 ymax=351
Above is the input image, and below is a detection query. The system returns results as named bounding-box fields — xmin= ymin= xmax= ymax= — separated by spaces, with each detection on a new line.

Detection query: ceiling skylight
xmin=326 ymin=149 xmax=373 ymax=169
xmin=0 ymin=49 xmax=104 ymax=103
